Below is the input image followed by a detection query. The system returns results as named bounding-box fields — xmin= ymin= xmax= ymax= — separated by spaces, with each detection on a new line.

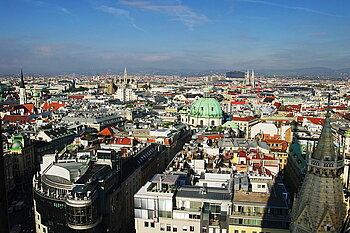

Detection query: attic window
xmin=211 ymin=107 xmax=214 ymax=111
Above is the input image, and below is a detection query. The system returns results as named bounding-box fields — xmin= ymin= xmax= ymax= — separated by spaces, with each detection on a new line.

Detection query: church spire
xmin=20 ymin=69 xmax=25 ymax=88
xmin=311 ymin=94 xmax=337 ymax=161
xmin=19 ymin=69 xmax=27 ymax=105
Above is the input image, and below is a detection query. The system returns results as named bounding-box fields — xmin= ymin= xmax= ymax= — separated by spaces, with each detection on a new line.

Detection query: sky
xmin=1 ymin=0 xmax=350 ymax=74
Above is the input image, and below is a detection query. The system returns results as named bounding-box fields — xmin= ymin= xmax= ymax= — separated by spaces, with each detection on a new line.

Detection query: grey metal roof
xmin=177 ymin=185 xmax=232 ymax=201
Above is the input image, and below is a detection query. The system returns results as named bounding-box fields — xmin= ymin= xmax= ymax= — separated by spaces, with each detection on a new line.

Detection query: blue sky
xmin=1 ymin=0 xmax=349 ymax=73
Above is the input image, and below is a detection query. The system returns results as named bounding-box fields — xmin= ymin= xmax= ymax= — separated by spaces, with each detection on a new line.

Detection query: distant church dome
xmin=189 ymin=98 xmax=223 ymax=119
xmin=181 ymin=91 xmax=223 ymax=127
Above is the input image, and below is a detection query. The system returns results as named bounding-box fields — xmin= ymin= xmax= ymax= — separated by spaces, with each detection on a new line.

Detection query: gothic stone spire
xmin=20 ymin=69 xmax=25 ymax=88
xmin=291 ymin=94 xmax=346 ymax=232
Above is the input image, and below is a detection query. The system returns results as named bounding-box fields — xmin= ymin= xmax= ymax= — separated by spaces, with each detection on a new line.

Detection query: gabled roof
xmin=23 ymin=104 xmax=36 ymax=114
xmin=97 ymin=126 xmax=124 ymax=136
xmin=98 ymin=127 xmax=114 ymax=136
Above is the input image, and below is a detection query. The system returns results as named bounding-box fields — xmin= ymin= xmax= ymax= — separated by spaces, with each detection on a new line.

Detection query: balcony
xmin=230 ymin=211 xmax=290 ymax=221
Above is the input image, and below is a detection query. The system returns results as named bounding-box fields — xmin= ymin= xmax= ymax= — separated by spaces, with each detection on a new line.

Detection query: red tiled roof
xmin=23 ymin=104 xmax=36 ymax=114
xmin=3 ymin=115 xmax=29 ymax=124
xmin=230 ymin=101 xmax=246 ymax=105
xmin=97 ymin=126 xmax=124 ymax=136
xmin=227 ymin=91 xmax=239 ymax=95
xmin=111 ymin=137 xmax=132 ymax=145
xmin=262 ymin=139 xmax=285 ymax=143
xmin=98 ymin=127 xmax=115 ymax=136
xmin=68 ymin=95 xmax=84 ymax=99
xmin=273 ymin=102 xmax=281 ymax=108
xmin=42 ymin=102 xmax=65 ymax=110
xmin=198 ymin=134 xmax=225 ymax=140
xmin=238 ymin=151 xmax=247 ymax=157
xmin=280 ymin=105 xmax=301 ymax=112
xmin=265 ymin=168 xmax=272 ymax=176
xmin=297 ymin=116 xmax=325 ymax=125
xmin=232 ymin=116 xmax=257 ymax=121
xmin=344 ymin=113 xmax=350 ymax=121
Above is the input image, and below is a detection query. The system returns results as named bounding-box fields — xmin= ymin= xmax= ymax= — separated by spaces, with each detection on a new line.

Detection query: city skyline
xmin=1 ymin=0 xmax=350 ymax=73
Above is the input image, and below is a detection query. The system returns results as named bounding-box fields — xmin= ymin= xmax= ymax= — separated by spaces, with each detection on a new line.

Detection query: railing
xmin=33 ymin=188 xmax=67 ymax=201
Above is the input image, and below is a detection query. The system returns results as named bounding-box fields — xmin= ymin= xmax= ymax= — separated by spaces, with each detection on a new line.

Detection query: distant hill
xmin=337 ymin=68 xmax=350 ymax=73
xmin=259 ymin=67 xmax=350 ymax=77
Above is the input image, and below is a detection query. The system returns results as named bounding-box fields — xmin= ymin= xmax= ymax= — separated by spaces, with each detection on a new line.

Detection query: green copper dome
xmin=189 ymin=97 xmax=223 ymax=118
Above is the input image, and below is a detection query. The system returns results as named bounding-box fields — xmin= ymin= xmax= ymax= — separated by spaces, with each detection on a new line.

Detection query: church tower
xmin=291 ymin=96 xmax=346 ymax=232
xmin=123 ymin=67 xmax=128 ymax=84
xmin=251 ymin=69 xmax=255 ymax=88
xmin=19 ymin=69 xmax=27 ymax=105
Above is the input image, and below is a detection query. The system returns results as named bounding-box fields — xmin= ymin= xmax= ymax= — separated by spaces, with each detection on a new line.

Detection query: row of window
xmin=230 ymin=218 xmax=289 ymax=229
xmin=233 ymin=206 xmax=288 ymax=215
xmin=182 ymin=118 xmax=217 ymax=126
xmin=143 ymin=222 xmax=196 ymax=232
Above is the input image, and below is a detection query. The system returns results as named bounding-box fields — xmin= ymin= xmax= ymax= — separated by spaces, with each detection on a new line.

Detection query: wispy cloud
xmin=237 ymin=0 xmax=340 ymax=17
xmin=60 ymin=7 xmax=72 ymax=15
xmin=119 ymin=0 xmax=210 ymax=30
xmin=99 ymin=5 xmax=144 ymax=31
xmin=23 ymin=0 xmax=75 ymax=16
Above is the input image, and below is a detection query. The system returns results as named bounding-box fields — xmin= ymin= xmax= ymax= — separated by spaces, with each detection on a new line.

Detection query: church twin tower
xmin=291 ymin=101 xmax=346 ymax=232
